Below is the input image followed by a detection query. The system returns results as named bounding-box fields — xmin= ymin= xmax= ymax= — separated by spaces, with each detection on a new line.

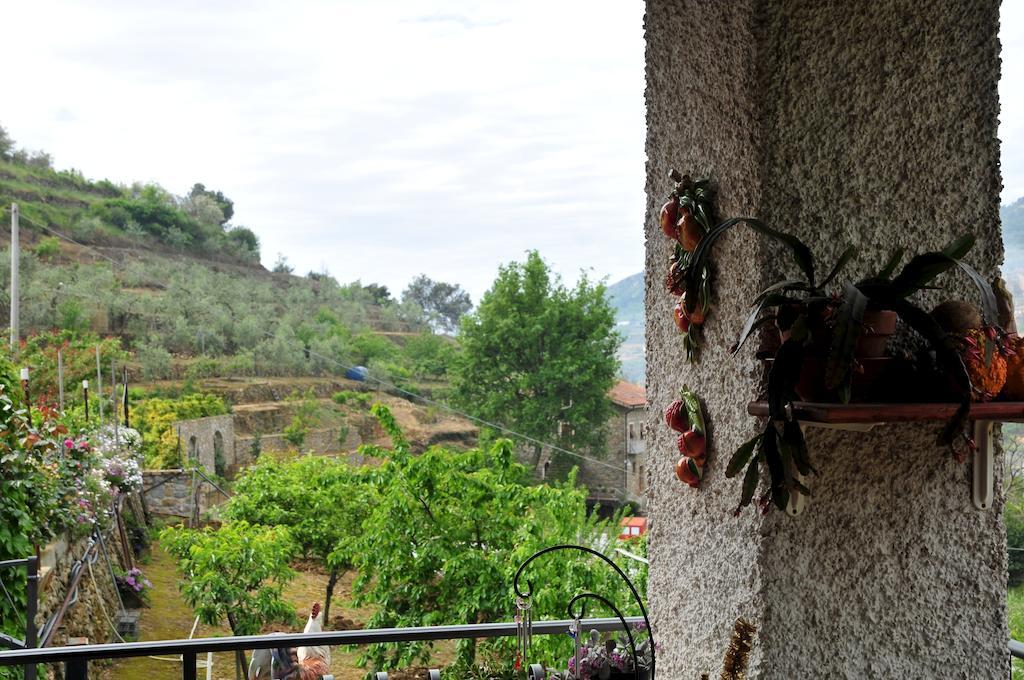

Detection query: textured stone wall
xmin=173 ymin=414 xmax=235 ymax=475
xmin=644 ymin=0 xmax=1005 ymax=677
xmin=35 ymin=519 xmax=133 ymax=650
xmin=142 ymin=470 xmax=224 ymax=519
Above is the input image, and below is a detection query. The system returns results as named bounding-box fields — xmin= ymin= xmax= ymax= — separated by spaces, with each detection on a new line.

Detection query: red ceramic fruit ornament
xmin=668 ymin=386 xmax=709 ymax=490
xmin=660 ymin=197 xmax=680 ymax=239
xmin=660 ymin=170 xmax=715 ymax=363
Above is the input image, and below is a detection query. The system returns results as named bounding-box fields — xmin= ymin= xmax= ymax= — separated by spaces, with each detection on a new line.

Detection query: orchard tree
xmin=161 ymin=521 xmax=296 ymax=678
xmin=351 ymin=405 xmax=645 ymax=670
xmin=223 ymin=452 xmax=372 ymax=623
xmin=402 ymin=275 xmax=473 ymax=333
xmin=452 ymin=251 xmax=621 ymax=465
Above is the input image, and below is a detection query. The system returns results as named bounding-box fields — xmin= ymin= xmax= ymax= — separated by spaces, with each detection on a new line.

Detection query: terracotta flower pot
xmin=854 ymin=309 xmax=898 ymax=358
xmin=765 ymin=357 xmax=892 ymax=402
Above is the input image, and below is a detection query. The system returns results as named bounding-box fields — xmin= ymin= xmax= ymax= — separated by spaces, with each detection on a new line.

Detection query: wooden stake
xmin=9 ymin=203 xmax=19 ymax=351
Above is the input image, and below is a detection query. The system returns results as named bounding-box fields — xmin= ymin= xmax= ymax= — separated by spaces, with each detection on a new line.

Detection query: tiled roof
xmin=609 ymin=380 xmax=647 ymax=408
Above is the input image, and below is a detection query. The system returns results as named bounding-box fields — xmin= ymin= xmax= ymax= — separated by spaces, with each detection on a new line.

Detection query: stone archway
xmin=213 ymin=431 xmax=225 ymax=476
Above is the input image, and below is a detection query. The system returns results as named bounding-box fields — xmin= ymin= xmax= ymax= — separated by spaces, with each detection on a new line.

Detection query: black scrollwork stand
xmin=513 ymin=544 xmax=655 ymax=680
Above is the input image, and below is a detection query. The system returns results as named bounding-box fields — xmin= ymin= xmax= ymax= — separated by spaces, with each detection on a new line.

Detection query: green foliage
xmin=33 ymin=236 xmax=61 ymax=259
xmin=161 ymin=519 xmax=296 ymax=678
xmin=0 ymin=357 xmax=119 ymax=677
xmin=91 ymin=187 xmax=205 ymax=246
xmin=188 ymin=183 xmax=234 ymax=225
xmin=402 ymin=332 xmax=457 ymax=379
xmin=133 ymin=393 xmax=228 ymax=468
xmin=351 ymin=404 xmax=644 ymax=670
xmin=223 ymin=456 xmax=372 ymax=622
xmin=272 ymin=253 xmax=294 ymax=274
xmin=332 ymin=390 xmax=372 ymax=407
xmin=452 ymin=251 xmax=621 ymax=464
xmin=137 ymin=340 xmax=173 ymax=380
xmin=351 ymin=331 xmax=399 ymax=365
xmin=0 ymin=123 xmax=13 ymax=161
xmin=282 ymin=389 xmax=320 ymax=450
xmin=19 ymin=329 xmax=128 ymax=408
xmin=1011 ymin=586 xmax=1024 ymax=679
xmin=402 ymin=274 xmax=473 ymax=333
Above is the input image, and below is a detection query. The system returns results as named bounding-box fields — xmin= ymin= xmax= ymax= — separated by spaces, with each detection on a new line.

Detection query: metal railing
xmin=0 ymin=616 xmax=641 ymax=679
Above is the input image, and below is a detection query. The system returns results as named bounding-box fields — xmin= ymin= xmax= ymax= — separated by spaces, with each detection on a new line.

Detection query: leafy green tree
xmin=227 ymin=226 xmax=260 ymax=260
xmin=452 ymin=251 xmax=622 ymax=466
xmin=402 ymin=274 xmax=473 ymax=333
xmin=223 ymin=456 xmax=371 ymax=623
xmin=161 ymin=521 xmax=296 ymax=678
xmin=351 ymin=404 xmax=645 ymax=670
xmin=402 ymin=331 xmax=458 ymax=379
xmin=189 ymin=182 xmax=234 ymax=225
xmin=0 ymin=123 xmax=13 ymax=161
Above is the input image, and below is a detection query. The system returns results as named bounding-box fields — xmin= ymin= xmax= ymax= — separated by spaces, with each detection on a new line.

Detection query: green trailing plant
xmin=681 ymin=215 xmax=999 ymax=513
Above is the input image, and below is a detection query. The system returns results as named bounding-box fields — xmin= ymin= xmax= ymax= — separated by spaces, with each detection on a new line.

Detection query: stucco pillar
xmin=643 ymin=1 xmax=1006 ymax=677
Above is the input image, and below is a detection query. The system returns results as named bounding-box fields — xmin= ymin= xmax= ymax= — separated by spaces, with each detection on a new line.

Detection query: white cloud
xmin=3 ymin=0 xmax=647 ymax=300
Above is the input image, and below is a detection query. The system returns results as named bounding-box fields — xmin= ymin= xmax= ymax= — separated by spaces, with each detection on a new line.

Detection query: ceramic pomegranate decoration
xmin=660 ymin=197 xmax=680 ymax=239
xmin=664 ymin=400 xmax=688 ymax=433
xmin=675 ymin=456 xmax=701 ymax=487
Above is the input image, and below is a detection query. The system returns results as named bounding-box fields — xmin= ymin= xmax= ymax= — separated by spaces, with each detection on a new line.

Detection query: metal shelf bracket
xmin=972 ymin=420 xmax=994 ymax=511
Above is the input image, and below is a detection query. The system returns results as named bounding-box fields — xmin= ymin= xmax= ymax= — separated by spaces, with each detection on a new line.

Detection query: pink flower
xmin=64 ymin=439 xmax=74 ymax=449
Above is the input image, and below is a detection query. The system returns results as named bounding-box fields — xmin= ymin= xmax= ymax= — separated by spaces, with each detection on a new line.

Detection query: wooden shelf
xmin=746 ymin=401 xmax=1024 ymax=424
xmin=745 ymin=401 xmax=1023 ymax=513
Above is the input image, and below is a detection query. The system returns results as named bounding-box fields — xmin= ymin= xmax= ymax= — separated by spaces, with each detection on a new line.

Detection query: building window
xmin=628 ymin=423 xmax=636 ymax=440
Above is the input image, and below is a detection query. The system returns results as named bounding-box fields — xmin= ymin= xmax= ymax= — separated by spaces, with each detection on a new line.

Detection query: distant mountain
xmin=607 ymin=272 xmax=645 ymax=384
xmin=1003 ymin=198 xmax=1024 ymax=329
xmin=604 ymin=203 xmax=1024 ymax=387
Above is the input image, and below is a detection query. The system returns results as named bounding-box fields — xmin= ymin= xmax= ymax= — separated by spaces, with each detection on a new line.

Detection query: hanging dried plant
xmin=720 ymin=618 xmax=756 ymax=680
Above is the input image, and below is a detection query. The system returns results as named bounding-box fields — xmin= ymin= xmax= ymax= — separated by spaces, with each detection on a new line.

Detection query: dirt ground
xmin=99 ymin=543 xmax=454 ymax=680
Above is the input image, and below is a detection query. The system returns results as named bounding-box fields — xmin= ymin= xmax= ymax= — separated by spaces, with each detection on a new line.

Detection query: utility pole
xmin=10 ymin=203 xmax=19 ymax=351
xmin=96 ymin=347 xmax=104 ymax=425
xmin=57 ymin=349 xmax=65 ymax=410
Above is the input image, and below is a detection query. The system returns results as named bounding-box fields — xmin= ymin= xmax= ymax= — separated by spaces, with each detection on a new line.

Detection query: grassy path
xmin=101 ymin=543 xmax=375 ymax=680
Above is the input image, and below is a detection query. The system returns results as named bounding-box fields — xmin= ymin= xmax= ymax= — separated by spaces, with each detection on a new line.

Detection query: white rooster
xmin=248 ymin=602 xmax=331 ymax=680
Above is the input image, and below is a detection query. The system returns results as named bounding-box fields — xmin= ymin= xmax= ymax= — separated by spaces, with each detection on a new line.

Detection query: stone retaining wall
xmin=34 ymin=499 xmax=139 ymax=653
xmin=142 ymin=469 xmax=224 ymax=520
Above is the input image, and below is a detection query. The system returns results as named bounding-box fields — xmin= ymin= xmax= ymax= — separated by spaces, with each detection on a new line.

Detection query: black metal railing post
xmin=182 ymin=651 xmax=196 ymax=680
xmin=24 ymin=555 xmax=37 ymax=680
xmin=65 ymin=638 xmax=88 ymax=680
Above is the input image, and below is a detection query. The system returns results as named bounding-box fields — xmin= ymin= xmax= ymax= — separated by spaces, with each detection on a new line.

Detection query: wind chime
xmin=515 ymin=593 xmax=533 ymax=671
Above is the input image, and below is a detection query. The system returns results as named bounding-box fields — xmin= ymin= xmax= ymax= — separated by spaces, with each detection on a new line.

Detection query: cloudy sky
xmin=3 ymin=2 xmax=1022 ymax=302
xmin=2 ymin=0 xmax=646 ymax=301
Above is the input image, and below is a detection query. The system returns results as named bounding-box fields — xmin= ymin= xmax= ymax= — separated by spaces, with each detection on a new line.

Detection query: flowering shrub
xmin=117 ymin=567 xmax=152 ymax=594
xmin=102 ymin=455 xmax=143 ymax=494
xmin=133 ymin=394 xmax=228 ymax=468
xmin=552 ymin=626 xmax=654 ymax=680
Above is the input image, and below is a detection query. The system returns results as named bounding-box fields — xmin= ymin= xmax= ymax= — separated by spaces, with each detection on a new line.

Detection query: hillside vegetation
xmin=0 ymin=125 xmax=464 ymax=392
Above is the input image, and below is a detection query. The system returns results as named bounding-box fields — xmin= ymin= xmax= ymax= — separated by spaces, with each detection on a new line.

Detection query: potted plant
xmin=541 ymin=627 xmax=653 ymax=680
xmin=679 ymin=217 xmax=1001 ymax=513
xmin=115 ymin=566 xmax=153 ymax=608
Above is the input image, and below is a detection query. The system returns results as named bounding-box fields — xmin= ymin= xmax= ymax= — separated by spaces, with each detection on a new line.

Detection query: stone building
xmin=534 ymin=380 xmax=648 ymax=510
xmin=172 ymin=414 xmax=235 ymax=476
xmin=610 ymin=381 xmax=648 ymax=505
